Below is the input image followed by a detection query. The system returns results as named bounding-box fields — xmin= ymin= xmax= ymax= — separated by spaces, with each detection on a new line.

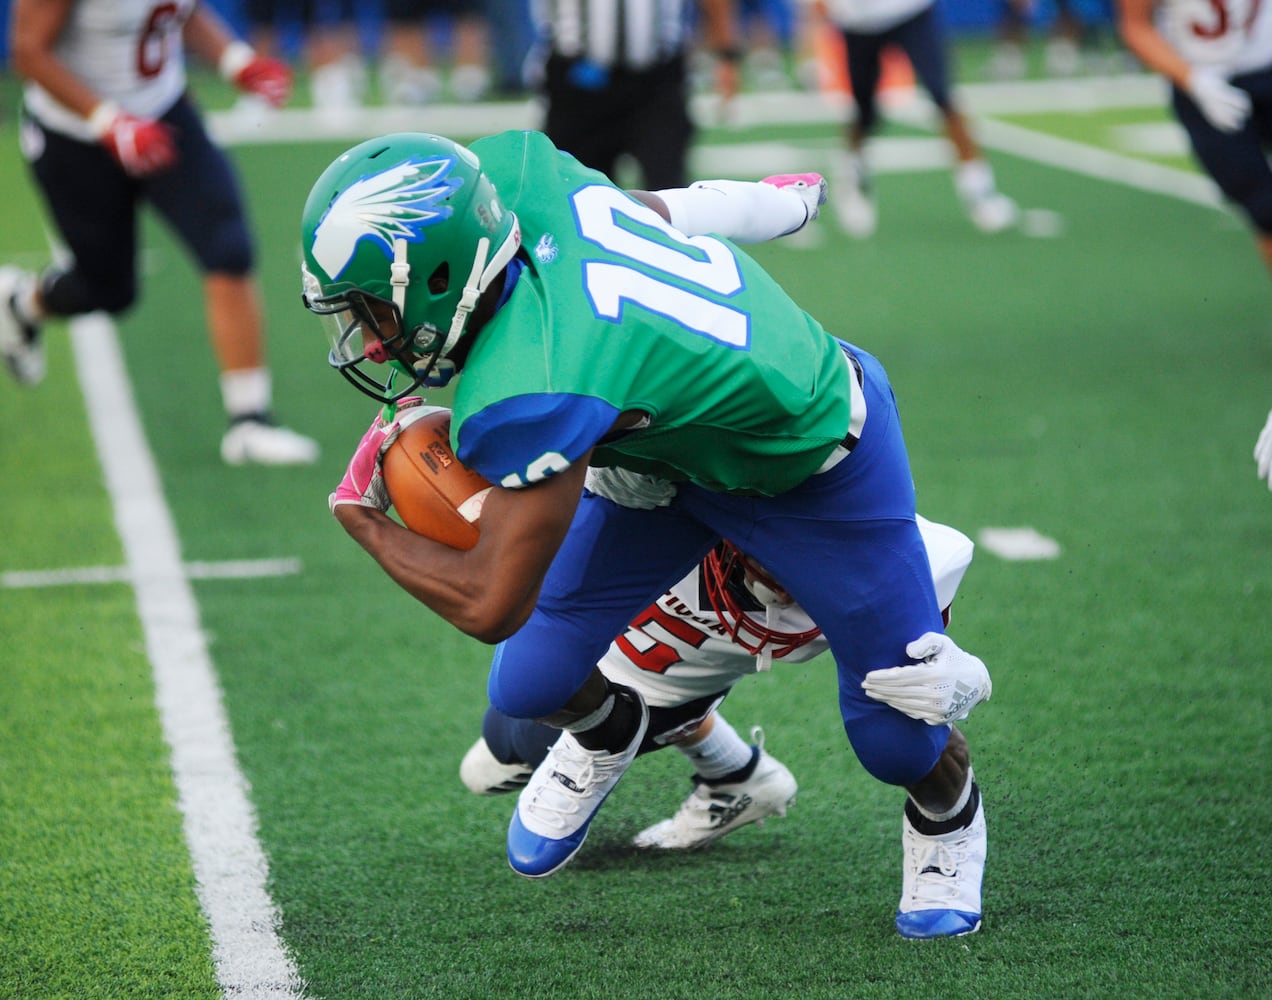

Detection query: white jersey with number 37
xmin=1159 ymin=0 xmax=1272 ymax=73
xmin=24 ymin=0 xmax=195 ymax=141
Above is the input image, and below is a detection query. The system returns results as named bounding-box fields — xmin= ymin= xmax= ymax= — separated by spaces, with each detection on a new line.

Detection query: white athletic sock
xmin=12 ymin=273 xmax=41 ymax=324
xmin=955 ymin=160 xmax=996 ymax=203
xmin=678 ymin=714 xmax=754 ymax=780
xmin=655 ymin=180 xmax=808 ymax=244
xmin=220 ymin=367 xmax=272 ymax=420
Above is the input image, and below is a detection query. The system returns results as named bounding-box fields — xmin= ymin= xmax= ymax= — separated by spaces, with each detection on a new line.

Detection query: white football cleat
xmin=967 ymin=193 xmax=1019 ymax=234
xmin=760 ymin=172 xmax=828 ymax=228
xmin=0 ymin=266 xmax=45 ymax=386
xmin=896 ymin=790 xmax=986 ymax=939
xmin=506 ymin=690 xmax=649 ymax=878
xmin=632 ymin=730 xmax=797 ymax=850
xmin=833 ymin=154 xmax=877 ymax=238
xmin=460 ymin=737 xmax=533 ymax=795
xmin=221 ymin=415 xmax=320 ymax=466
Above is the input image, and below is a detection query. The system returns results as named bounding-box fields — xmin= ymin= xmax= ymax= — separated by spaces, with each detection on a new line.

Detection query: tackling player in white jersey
xmin=0 ymin=0 xmax=319 ymax=465
xmin=463 ymin=515 xmax=992 ymax=879
xmin=1118 ymin=0 xmax=1272 ymax=276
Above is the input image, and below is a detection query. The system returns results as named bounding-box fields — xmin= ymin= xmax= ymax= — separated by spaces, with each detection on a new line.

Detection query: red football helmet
xmin=701 ymin=541 xmax=822 ymax=658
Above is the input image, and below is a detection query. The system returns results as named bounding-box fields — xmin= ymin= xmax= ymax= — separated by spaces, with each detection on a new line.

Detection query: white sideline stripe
xmin=972 ymin=116 xmax=1223 ymax=209
xmin=1110 ymin=121 xmax=1191 ymax=157
xmin=2 ymin=558 xmax=302 ymax=589
xmin=204 ymin=74 xmax=1167 ymax=146
xmin=876 ymin=85 xmax=1224 ymax=210
xmin=70 ymin=312 xmax=306 ymax=1000
xmin=205 ymin=73 xmax=1217 ymax=215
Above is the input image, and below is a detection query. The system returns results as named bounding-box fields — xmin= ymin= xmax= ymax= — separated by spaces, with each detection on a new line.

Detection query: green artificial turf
xmin=1 ymin=64 xmax=1268 ymax=999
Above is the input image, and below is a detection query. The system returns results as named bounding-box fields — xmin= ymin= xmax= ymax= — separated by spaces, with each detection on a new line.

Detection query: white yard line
xmin=2 ymin=557 xmax=302 ymax=589
xmin=70 ymin=313 xmax=306 ymax=1000
xmin=970 ymin=116 xmax=1222 ymax=208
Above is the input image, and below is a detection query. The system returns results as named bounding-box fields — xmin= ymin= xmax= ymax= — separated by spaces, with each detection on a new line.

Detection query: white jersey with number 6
xmin=23 ymin=0 xmax=195 ymax=141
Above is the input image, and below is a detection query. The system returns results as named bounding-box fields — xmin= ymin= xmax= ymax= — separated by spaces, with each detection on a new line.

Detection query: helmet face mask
xmin=701 ymin=542 xmax=822 ymax=658
xmin=302 ymin=266 xmax=442 ymax=399
xmin=300 ymin=133 xmax=520 ymax=403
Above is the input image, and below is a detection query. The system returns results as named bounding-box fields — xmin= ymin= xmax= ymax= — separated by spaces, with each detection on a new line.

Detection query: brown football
xmin=381 ymin=407 xmax=492 ymax=550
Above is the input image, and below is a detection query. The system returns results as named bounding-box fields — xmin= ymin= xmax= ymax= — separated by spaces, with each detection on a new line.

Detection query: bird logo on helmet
xmin=300 ymin=133 xmax=521 ymax=402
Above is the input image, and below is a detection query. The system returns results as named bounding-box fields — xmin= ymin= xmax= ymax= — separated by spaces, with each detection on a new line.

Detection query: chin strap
xmin=390 ymin=238 xmax=410 ymax=315
xmin=443 ymin=214 xmax=522 ymax=354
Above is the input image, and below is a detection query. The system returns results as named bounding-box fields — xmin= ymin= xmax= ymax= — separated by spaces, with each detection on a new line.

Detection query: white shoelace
xmin=904 ymin=837 xmax=967 ymax=908
xmin=523 ymin=737 xmax=632 ymax=831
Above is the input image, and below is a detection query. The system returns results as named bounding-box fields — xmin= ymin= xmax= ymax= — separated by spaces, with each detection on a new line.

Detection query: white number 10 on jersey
xmin=572 ymin=186 xmax=751 ymax=350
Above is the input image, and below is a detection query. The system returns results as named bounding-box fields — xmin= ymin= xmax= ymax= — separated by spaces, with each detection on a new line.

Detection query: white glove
xmin=1187 ymin=69 xmax=1251 ymax=133
xmin=862 ymin=632 xmax=991 ymax=726
xmin=1255 ymin=409 xmax=1272 ymax=489
xmin=585 ymin=466 xmax=677 ymax=509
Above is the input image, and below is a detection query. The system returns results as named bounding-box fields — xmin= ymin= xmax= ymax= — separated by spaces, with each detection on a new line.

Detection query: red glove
xmin=88 ymin=102 xmax=177 ymax=177
xmin=220 ymin=41 xmax=292 ymax=107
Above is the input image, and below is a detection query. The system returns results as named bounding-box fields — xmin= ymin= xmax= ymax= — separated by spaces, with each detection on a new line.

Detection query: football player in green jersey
xmin=302 ymin=131 xmax=990 ymax=938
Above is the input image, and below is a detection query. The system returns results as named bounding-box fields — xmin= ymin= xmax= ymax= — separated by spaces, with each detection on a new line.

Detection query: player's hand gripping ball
xmin=381 ymin=407 xmax=492 ymax=550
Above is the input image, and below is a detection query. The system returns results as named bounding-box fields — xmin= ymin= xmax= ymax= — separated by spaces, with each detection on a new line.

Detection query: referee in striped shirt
xmin=531 ymin=0 xmax=740 ymax=188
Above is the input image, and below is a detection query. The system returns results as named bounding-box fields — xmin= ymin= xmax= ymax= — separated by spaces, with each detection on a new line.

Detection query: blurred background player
xmin=463 ymin=517 xmax=987 ymax=861
xmin=737 ymin=0 xmax=802 ymax=89
xmin=992 ymin=0 xmax=1084 ymax=78
xmin=0 ymin=0 xmax=319 ymax=465
xmin=528 ymin=0 xmax=743 ymax=188
xmin=805 ymin=0 xmax=1019 ymax=236
xmin=1117 ymin=0 xmax=1272 ymax=276
xmin=378 ymin=0 xmax=491 ymax=105
xmin=238 ymin=0 xmax=367 ymax=112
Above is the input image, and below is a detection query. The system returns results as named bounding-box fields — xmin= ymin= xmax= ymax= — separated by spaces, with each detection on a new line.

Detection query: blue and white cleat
xmin=507 ymin=693 xmax=649 ymax=878
xmin=895 ymin=793 xmax=986 ymax=939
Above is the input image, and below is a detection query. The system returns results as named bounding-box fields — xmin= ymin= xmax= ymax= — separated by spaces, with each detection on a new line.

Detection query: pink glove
xmin=221 ymin=42 xmax=292 ymax=107
xmin=329 ymin=398 xmax=426 ymax=513
xmin=89 ymin=103 xmax=177 ymax=177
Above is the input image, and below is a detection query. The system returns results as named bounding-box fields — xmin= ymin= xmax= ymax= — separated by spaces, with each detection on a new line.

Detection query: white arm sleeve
xmin=655 ymin=180 xmax=808 ymax=243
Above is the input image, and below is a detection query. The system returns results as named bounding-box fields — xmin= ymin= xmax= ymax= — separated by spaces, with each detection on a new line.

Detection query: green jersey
xmin=452 ymin=130 xmax=856 ymax=497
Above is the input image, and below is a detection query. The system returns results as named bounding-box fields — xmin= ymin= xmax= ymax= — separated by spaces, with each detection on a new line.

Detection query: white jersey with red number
xmin=1158 ymin=0 xmax=1272 ymax=73
xmin=599 ymin=516 xmax=974 ymax=707
xmin=24 ymin=0 xmax=196 ymax=141
xmin=818 ymin=0 xmax=933 ymax=35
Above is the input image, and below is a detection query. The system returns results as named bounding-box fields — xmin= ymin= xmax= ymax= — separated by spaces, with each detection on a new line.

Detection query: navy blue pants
xmin=841 ymin=4 xmax=954 ymax=135
xmin=22 ymin=95 xmax=253 ymax=317
xmin=1171 ymin=64 xmax=1272 ymax=235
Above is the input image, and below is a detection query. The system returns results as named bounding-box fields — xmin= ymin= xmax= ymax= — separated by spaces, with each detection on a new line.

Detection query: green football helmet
xmin=300 ymin=132 xmax=521 ymax=402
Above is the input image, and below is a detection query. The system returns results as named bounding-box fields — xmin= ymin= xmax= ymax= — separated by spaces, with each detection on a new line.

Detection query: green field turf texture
xmin=2 ymin=77 xmax=1270 ymax=998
